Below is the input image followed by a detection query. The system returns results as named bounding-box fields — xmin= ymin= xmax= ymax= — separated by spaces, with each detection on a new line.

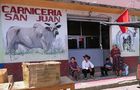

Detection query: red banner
xmin=116 ymin=9 xmax=129 ymax=33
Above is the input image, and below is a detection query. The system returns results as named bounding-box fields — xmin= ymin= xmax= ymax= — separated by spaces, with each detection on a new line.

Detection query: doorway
xmin=67 ymin=18 xmax=110 ymax=67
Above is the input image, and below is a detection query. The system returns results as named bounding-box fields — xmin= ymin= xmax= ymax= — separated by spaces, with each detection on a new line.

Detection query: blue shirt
xmin=104 ymin=62 xmax=113 ymax=68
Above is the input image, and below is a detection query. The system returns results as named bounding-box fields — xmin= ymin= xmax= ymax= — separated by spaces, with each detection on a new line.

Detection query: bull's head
xmin=123 ymin=34 xmax=131 ymax=44
xmin=45 ymin=22 xmax=61 ymax=37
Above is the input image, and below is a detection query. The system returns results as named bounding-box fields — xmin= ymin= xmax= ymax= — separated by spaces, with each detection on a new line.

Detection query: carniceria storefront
xmin=0 ymin=0 xmax=139 ymax=81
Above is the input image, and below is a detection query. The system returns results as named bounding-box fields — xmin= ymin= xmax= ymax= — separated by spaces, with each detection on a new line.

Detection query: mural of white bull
xmin=6 ymin=22 xmax=61 ymax=59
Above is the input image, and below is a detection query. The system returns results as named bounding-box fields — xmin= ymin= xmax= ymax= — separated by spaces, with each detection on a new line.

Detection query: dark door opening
xmin=68 ymin=20 xmax=110 ymax=49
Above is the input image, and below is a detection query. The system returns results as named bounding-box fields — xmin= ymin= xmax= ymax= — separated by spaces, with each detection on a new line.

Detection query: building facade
xmin=0 ymin=0 xmax=140 ymax=81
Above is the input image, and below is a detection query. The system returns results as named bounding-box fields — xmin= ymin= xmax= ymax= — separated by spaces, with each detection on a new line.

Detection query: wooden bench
xmin=69 ymin=67 xmax=114 ymax=80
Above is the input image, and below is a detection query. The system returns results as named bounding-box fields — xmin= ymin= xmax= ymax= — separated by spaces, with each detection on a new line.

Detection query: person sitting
xmin=69 ymin=57 xmax=80 ymax=80
xmin=122 ymin=63 xmax=129 ymax=76
xmin=82 ymin=54 xmax=95 ymax=79
xmin=100 ymin=58 xmax=113 ymax=77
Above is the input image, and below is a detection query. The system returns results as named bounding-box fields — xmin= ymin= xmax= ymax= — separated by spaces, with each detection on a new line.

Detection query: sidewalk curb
xmin=76 ymin=79 xmax=138 ymax=90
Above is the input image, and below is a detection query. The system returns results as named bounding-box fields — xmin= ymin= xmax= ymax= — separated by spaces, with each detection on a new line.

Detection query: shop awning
xmin=101 ymin=21 xmax=140 ymax=28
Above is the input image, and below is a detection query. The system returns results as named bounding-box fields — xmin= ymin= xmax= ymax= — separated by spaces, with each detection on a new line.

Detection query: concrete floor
xmin=103 ymin=84 xmax=140 ymax=90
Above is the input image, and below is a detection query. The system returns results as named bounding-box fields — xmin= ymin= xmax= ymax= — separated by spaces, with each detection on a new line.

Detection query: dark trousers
xmin=71 ymin=70 xmax=79 ymax=80
xmin=100 ymin=67 xmax=111 ymax=76
xmin=82 ymin=68 xmax=95 ymax=78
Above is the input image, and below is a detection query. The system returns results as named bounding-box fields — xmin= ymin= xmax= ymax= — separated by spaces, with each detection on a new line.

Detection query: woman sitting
xmin=69 ymin=57 xmax=80 ymax=80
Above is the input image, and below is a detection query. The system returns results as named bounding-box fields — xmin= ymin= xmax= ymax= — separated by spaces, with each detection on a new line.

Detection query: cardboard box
xmin=22 ymin=61 xmax=61 ymax=88
xmin=0 ymin=68 xmax=8 ymax=83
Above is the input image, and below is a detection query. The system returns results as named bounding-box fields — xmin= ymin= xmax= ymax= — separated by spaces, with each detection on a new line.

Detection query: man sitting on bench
xmin=100 ymin=58 xmax=113 ymax=77
xmin=82 ymin=54 xmax=95 ymax=80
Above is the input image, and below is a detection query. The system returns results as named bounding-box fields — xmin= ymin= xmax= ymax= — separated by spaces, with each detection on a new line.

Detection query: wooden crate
xmin=0 ymin=68 xmax=8 ymax=83
xmin=1 ymin=76 xmax=75 ymax=90
xmin=22 ymin=61 xmax=61 ymax=88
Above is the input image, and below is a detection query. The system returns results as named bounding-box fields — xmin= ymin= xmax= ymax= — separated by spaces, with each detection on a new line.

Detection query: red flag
xmin=116 ymin=9 xmax=129 ymax=33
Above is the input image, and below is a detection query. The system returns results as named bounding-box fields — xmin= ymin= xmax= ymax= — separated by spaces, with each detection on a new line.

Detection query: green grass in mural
xmin=9 ymin=48 xmax=65 ymax=55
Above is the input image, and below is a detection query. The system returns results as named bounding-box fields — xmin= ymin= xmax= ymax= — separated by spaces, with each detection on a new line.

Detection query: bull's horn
xmin=45 ymin=23 xmax=50 ymax=26
xmin=57 ymin=25 xmax=61 ymax=28
xmin=55 ymin=22 xmax=58 ymax=25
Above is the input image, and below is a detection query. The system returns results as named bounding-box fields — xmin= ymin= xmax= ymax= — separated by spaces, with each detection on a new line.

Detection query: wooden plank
xmin=8 ymin=75 xmax=14 ymax=90
xmin=0 ymin=68 xmax=8 ymax=83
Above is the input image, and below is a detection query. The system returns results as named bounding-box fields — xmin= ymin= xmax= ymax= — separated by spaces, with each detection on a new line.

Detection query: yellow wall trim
xmin=1 ymin=0 xmax=140 ymax=16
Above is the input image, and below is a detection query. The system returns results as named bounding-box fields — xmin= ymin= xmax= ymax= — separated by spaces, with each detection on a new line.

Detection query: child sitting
xmin=122 ymin=63 xmax=129 ymax=76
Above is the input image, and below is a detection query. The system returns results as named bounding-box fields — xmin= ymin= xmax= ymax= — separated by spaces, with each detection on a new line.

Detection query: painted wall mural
xmin=111 ymin=25 xmax=139 ymax=57
xmin=0 ymin=4 xmax=68 ymax=63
